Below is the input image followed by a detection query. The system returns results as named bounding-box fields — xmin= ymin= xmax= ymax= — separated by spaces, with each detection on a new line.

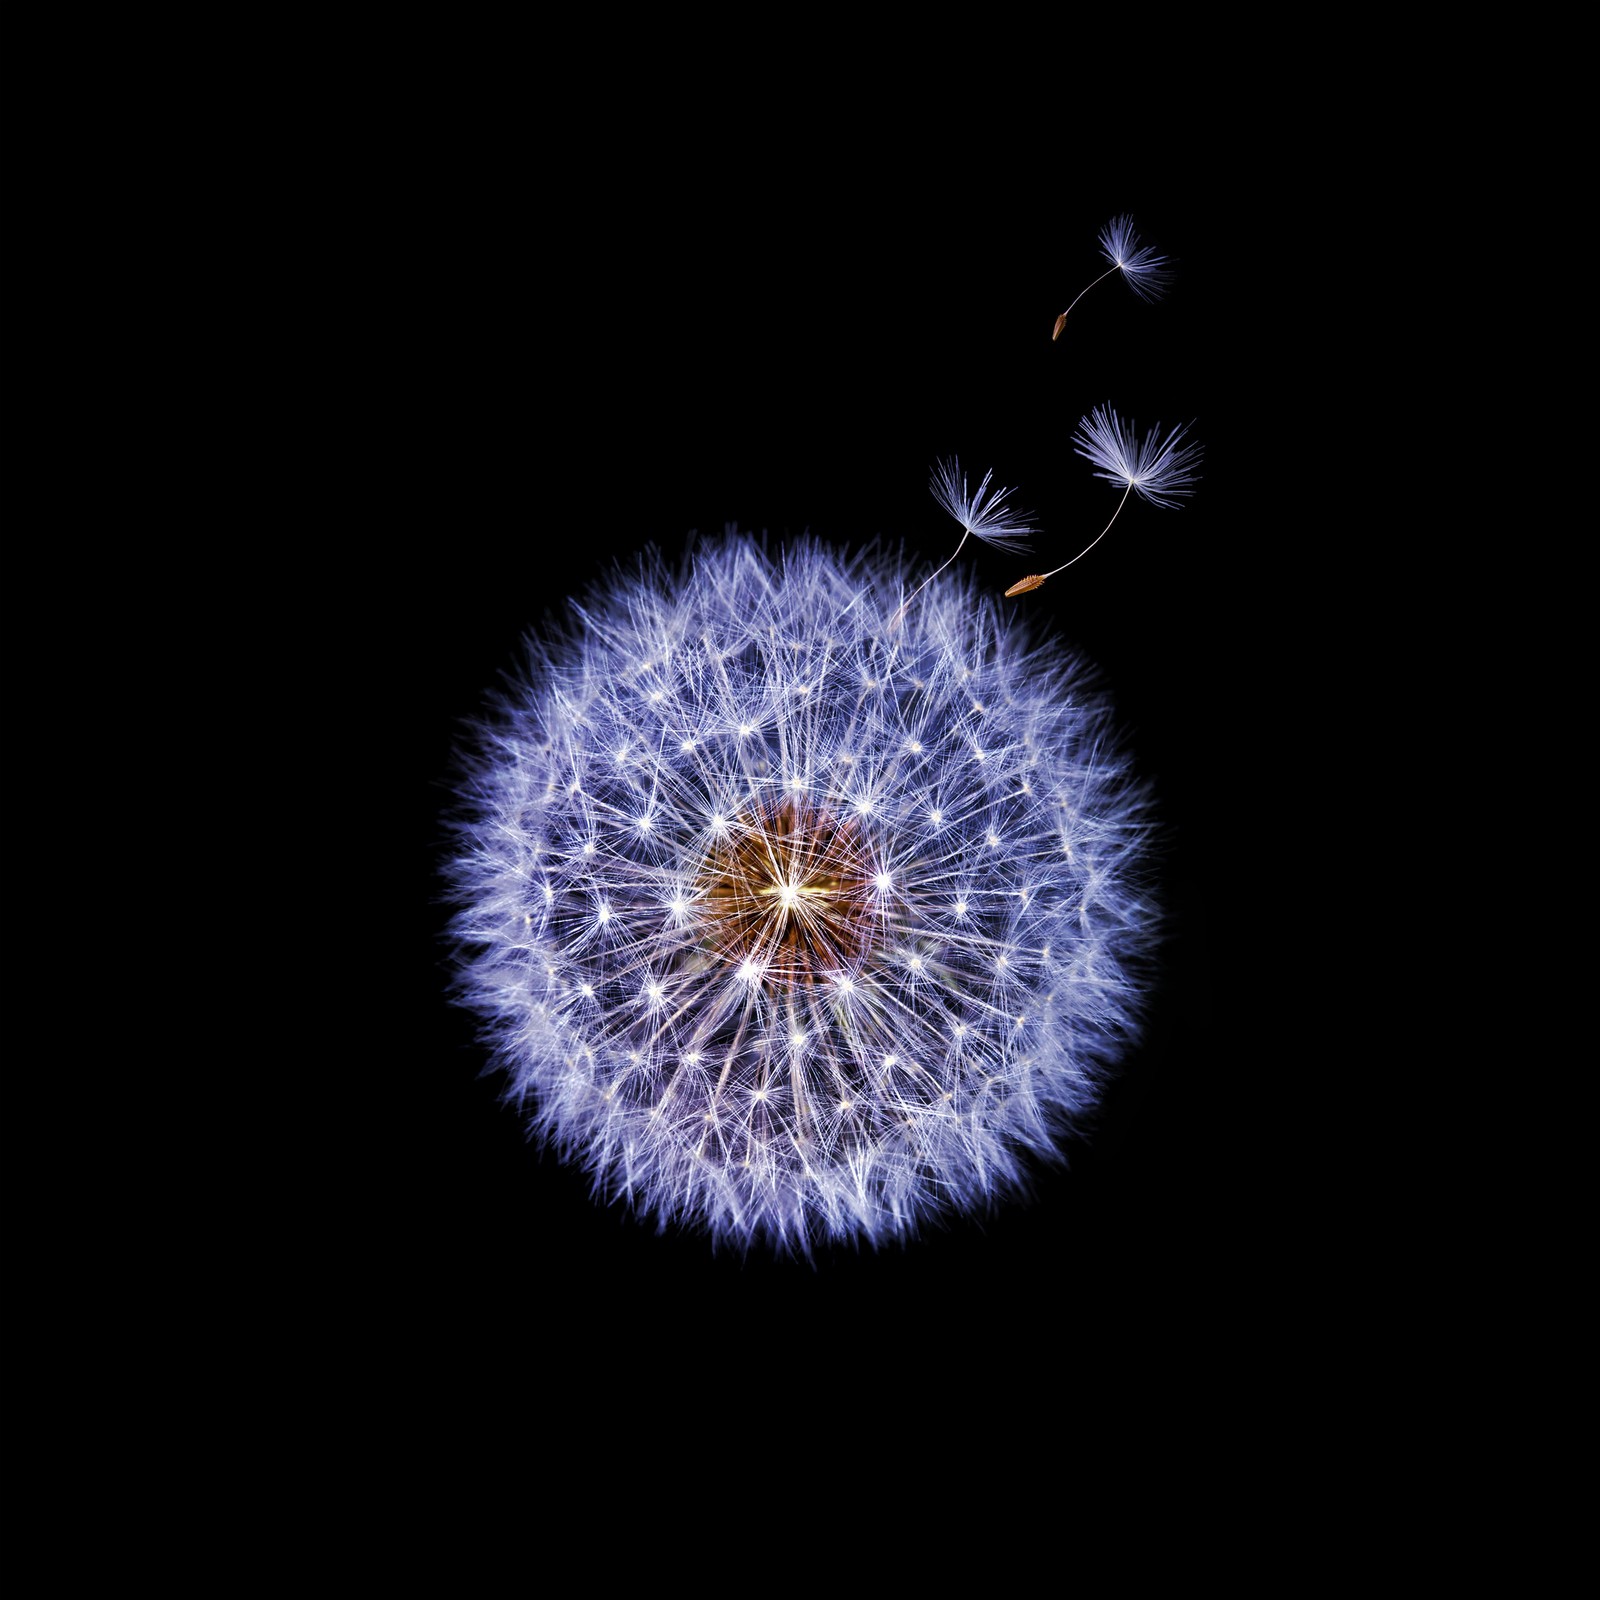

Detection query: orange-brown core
xmin=695 ymin=799 xmax=874 ymax=984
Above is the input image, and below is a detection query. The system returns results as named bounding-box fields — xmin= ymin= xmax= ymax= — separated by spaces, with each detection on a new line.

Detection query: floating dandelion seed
xmin=1052 ymin=214 xmax=1173 ymax=340
xmin=1004 ymin=407 xmax=1201 ymax=597
xmin=891 ymin=457 xmax=1034 ymax=627
xmin=449 ymin=538 xmax=1154 ymax=1254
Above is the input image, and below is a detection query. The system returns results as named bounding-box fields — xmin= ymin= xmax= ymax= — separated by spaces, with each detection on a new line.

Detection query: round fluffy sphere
xmin=448 ymin=537 xmax=1154 ymax=1252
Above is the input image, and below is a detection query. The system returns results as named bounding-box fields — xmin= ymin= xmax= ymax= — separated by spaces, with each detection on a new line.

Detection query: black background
xmin=0 ymin=41 xmax=1357 ymax=1508
xmin=342 ymin=156 xmax=1282 ymax=1350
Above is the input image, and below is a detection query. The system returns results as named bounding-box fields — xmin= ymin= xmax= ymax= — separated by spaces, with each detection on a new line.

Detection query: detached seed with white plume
xmin=1052 ymin=214 xmax=1173 ymax=340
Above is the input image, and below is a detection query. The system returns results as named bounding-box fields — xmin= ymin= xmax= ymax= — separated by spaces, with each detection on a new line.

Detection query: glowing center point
xmin=762 ymin=879 xmax=827 ymax=911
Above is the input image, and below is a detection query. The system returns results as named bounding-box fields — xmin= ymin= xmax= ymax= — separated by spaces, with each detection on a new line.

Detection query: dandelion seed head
xmin=448 ymin=537 xmax=1154 ymax=1253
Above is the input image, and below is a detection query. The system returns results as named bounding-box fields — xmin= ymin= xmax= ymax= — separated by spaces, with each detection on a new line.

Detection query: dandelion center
xmin=695 ymin=798 xmax=875 ymax=986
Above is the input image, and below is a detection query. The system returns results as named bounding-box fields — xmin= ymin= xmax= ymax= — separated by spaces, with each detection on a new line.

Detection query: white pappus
xmin=447 ymin=536 xmax=1157 ymax=1253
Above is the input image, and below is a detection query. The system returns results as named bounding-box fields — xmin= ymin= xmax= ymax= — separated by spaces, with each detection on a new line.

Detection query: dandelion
xmin=891 ymin=457 xmax=1034 ymax=626
xmin=449 ymin=537 xmax=1154 ymax=1253
xmin=1052 ymin=214 xmax=1173 ymax=340
xmin=1005 ymin=406 xmax=1201 ymax=597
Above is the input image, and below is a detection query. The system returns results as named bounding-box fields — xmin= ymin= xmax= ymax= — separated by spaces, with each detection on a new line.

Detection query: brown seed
xmin=1004 ymin=574 xmax=1046 ymax=597
xmin=1051 ymin=312 xmax=1068 ymax=342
